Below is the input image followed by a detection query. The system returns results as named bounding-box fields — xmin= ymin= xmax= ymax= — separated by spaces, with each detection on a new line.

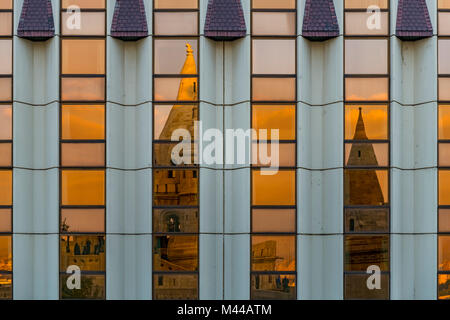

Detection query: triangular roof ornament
xmin=302 ymin=0 xmax=339 ymax=41
xmin=204 ymin=0 xmax=246 ymax=41
xmin=17 ymin=0 xmax=55 ymax=41
xmin=111 ymin=0 xmax=148 ymax=41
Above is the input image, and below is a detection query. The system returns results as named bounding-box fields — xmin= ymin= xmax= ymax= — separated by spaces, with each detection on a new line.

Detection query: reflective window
xmin=251 ymin=274 xmax=296 ymax=300
xmin=344 ymin=169 xmax=389 ymax=205
xmin=345 ymin=78 xmax=389 ymax=101
xmin=438 ymin=274 xmax=450 ymax=299
xmin=252 ymin=0 xmax=295 ymax=9
xmin=0 ymin=79 xmax=11 ymax=101
xmin=154 ymin=0 xmax=198 ymax=9
xmin=345 ymin=0 xmax=388 ymax=9
xmin=439 ymin=40 xmax=450 ymax=75
xmin=0 ymin=143 xmax=11 ymax=167
xmin=439 ymin=78 xmax=450 ymax=101
xmin=0 ymin=209 xmax=11 ymax=233
xmin=251 ymin=236 xmax=295 ymax=271
xmin=345 ymin=105 xmax=388 ymax=140
xmin=0 ymin=0 xmax=11 ymax=9
xmin=0 ymin=40 xmax=12 ymax=75
xmin=252 ymin=78 xmax=296 ymax=101
xmin=154 ymin=40 xmax=198 ymax=74
xmin=252 ymin=209 xmax=296 ymax=233
xmin=0 ymin=236 xmax=11 ymax=272
xmin=344 ymin=235 xmax=390 ymax=271
xmin=252 ymin=142 xmax=296 ymax=167
xmin=61 ymin=170 xmax=105 ymax=206
xmin=62 ymin=39 xmax=105 ymax=75
xmin=60 ymin=235 xmax=105 ymax=271
xmin=0 ymin=13 xmax=12 ymax=36
xmin=345 ymin=208 xmax=389 ymax=233
xmin=439 ymin=236 xmax=450 ymax=271
xmin=252 ymin=12 xmax=296 ymax=36
xmin=439 ymin=0 xmax=450 ymax=9
xmin=61 ymin=105 xmax=105 ymax=140
xmin=60 ymin=274 xmax=105 ymax=299
xmin=439 ymin=105 xmax=450 ymax=139
xmin=252 ymin=39 xmax=296 ymax=75
xmin=61 ymin=143 xmax=105 ymax=167
xmin=439 ymin=209 xmax=450 ymax=233
xmin=439 ymin=12 xmax=450 ymax=36
xmin=154 ymin=12 xmax=198 ymax=35
xmin=153 ymin=235 xmax=198 ymax=271
xmin=252 ymin=105 xmax=296 ymax=140
xmin=62 ymin=0 xmax=105 ymax=9
xmin=0 ymin=105 xmax=12 ymax=140
xmin=252 ymin=170 xmax=296 ymax=206
xmin=62 ymin=12 xmax=105 ymax=36
xmin=153 ymin=208 xmax=199 ymax=233
xmin=0 ymin=171 xmax=11 ymax=205
xmin=345 ymin=39 xmax=388 ymax=74
xmin=345 ymin=273 xmax=389 ymax=299
xmin=61 ymin=209 xmax=105 ymax=233
xmin=345 ymin=143 xmax=389 ymax=167
xmin=153 ymin=274 xmax=198 ymax=300
xmin=153 ymin=169 xmax=199 ymax=206
xmin=345 ymin=12 xmax=388 ymax=36
xmin=439 ymin=170 xmax=450 ymax=205
xmin=154 ymin=78 xmax=198 ymax=101
xmin=61 ymin=77 xmax=105 ymax=101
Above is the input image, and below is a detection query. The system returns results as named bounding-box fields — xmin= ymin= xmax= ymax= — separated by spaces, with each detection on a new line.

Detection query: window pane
xmin=345 ymin=235 xmax=390 ymax=271
xmin=153 ymin=143 xmax=197 ymax=167
xmin=345 ymin=0 xmax=388 ymax=9
xmin=440 ymin=143 xmax=450 ymax=166
xmin=62 ymin=39 xmax=105 ymax=75
xmin=344 ymin=169 xmax=388 ymax=205
xmin=0 ymin=13 xmax=11 ymax=36
xmin=345 ymin=12 xmax=388 ymax=36
xmin=439 ymin=0 xmax=450 ymax=9
xmin=0 ymin=273 xmax=11 ymax=299
xmin=154 ymin=104 xmax=198 ymax=140
xmin=345 ymin=78 xmax=388 ymax=101
xmin=252 ymin=12 xmax=296 ymax=36
xmin=345 ymin=143 xmax=389 ymax=167
xmin=61 ymin=170 xmax=105 ymax=206
xmin=252 ymin=170 xmax=296 ymax=206
xmin=0 ymin=0 xmax=11 ymax=9
xmin=440 ymin=105 xmax=450 ymax=139
xmin=154 ymin=12 xmax=198 ymax=35
xmin=62 ymin=0 xmax=105 ymax=9
xmin=345 ymin=273 xmax=389 ymax=300
xmin=439 ymin=209 xmax=450 ymax=232
xmin=439 ymin=275 xmax=450 ymax=300
xmin=61 ymin=143 xmax=105 ymax=167
xmin=60 ymin=274 xmax=105 ymax=299
xmin=153 ymin=208 xmax=199 ymax=233
xmin=0 ymin=143 xmax=11 ymax=167
xmin=345 ymin=105 xmax=388 ymax=140
xmin=61 ymin=105 xmax=105 ymax=140
xmin=253 ymin=40 xmax=296 ymax=75
xmin=439 ymin=236 xmax=450 ymax=271
xmin=439 ymin=12 xmax=450 ymax=36
xmin=0 ymin=170 xmax=11 ymax=205
xmin=0 ymin=105 xmax=11 ymax=139
xmin=154 ymin=78 xmax=198 ymax=101
xmin=439 ymin=40 xmax=450 ymax=75
xmin=62 ymin=12 xmax=105 ymax=36
xmin=61 ymin=77 xmax=105 ymax=101
xmin=154 ymin=39 xmax=198 ymax=74
xmin=440 ymin=78 xmax=450 ymax=101
xmin=0 ymin=78 xmax=11 ymax=101
xmin=252 ymin=105 xmax=296 ymax=140
xmin=252 ymin=78 xmax=296 ymax=101
xmin=0 ymin=40 xmax=12 ymax=75
xmin=252 ymin=209 xmax=296 ymax=233
xmin=0 ymin=209 xmax=11 ymax=232
xmin=60 ymin=235 xmax=105 ymax=271
xmin=252 ymin=236 xmax=295 ymax=271
xmin=61 ymin=209 xmax=105 ymax=233
xmin=252 ymin=142 xmax=296 ymax=167
xmin=252 ymin=0 xmax=295 ymax=9
xmin=251 ymin=274 xmax=296 ymax=300
xmin=153 ymin=235 xmax=198 ymax=271
xmin=345 ymin=39 xmax=388 ymax=74
xmin=345 ymin=208 xmax=389 ymax=232
xmin=154 ymin=0 xmax=198 ymax=9
xmin=153 ymin=274 xmax=198 ymax=300
xmin=0 ymin=236 xmax=11 ymax=272
xmin=440 ymin=170 xmax=450 ymax=205
xmin=153 ymin=169 xmax=198 ymax=206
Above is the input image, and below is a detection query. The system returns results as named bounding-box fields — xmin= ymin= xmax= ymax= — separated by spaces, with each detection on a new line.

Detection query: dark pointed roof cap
xmin=204 ymin=0 xmax=246 ymax=41
xmin=17 ymin=0 xmax=55 ymax=41
xmin=302 ymin=0 xmax=339 ymax=41
xmin=111 ymin=0 xmax=148 ymax=41
xmin=396 ymin=0 xmax=433 ymax=41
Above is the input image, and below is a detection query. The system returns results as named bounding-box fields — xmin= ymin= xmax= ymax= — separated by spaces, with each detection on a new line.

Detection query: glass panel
xmin=440 ymin=143 xmax=450 ymax=166
xmin=252 ymin=209 xmax=296 ymax=233
xmin=60 ymin=274 xmax=105 ymax=300
xmin=345 ymin=274 xmax=389 ymax=300
xmin=61 ymin=143 xmax=105 ymax=167
xmin=153 ymin=169 xmax=199 ymax=206
xmin=345 ymin=12 xmax=388 ymax=36
xmin=0 ymin=78 xmax=11 ymax=101
xmin=345 ymin=105 xmax=388 ymax=140
xmin=252 ymin=12 xmax=296 ymax=36
xmin=0 ymin=40 xmax=12 ymax=75
xmin=345 ymin=78 xmax=388 ymax=101
xmin=0 ymin=274 xmax=11 ymax=300
xmin=345 ymin=39 xmax=388 ymax=75
xmin=0 ymin=105 xmax=11 ymax=139
xmin=344 ymin=169 xmax=389 ymax=205
xmin=345 ymin=143 xmax=389 ymax=167
xmin=154 ymin=0 xmax=198 ymax=9
xmin=252 ymin=142 xmax=296 ymax=167
xmin=61 ymin=105 xmax=105 ymax=140
xmin=61 ymin=209 xmax=105 ymax=233
xmin=154 ymin=12 xmax=198 ymax=35
xmin=439 ymin=0 xmax=450 ymax=9
xmin=153 ymin=143 xmax=197 ymax=167
xmin=0 ymin=0 xmax=11 ymax=9
xmin=345 ymin=208 xmax=389 ymax=232
xmin=252 ymin=78 xmax=296 ymax=101
xmin=153 ymin=235 xmax=198 ymax=271
xmin=61 ymin=170 xmax=105 ymax=206
xmin=252 ymin=170 xmax=296 ymax=206
xmin=252 ymin=236 xmax=295 ymax=272
xmin=439 ymin=236 xmax=450 ymax=271
xmin=153 ymin=274 xmax=198 ymax=300
xmin=251 ymin=274 xmax=296 ymax=300
xmin=440 ymin=78 xmax=450 ymax=101
xmin=60 ymin=235 xmax=105 ymax=271
xmin=344 ymin=235 xmax=390 ymax=271
xmin=0 ymin=143 xmax=11 ymax=167
xmin=252 ymin=105 xmax=296 ymax=140
xmin=62 ymin=12 xmax=105 ymax=36
xmin=439 ymin=12 xmax=450 ymax=36
xmin=154 ymin=39 xmax=198 ymax=75
xmin=62 ymin=0 xmax=105 ymax=9
xmin=439 ymin=40 xmax=450 ymax=75
xmin=252 ymin=0 xmax=296 ymax=9
xmin=0 ymin=209 xmax=10 ymax=232
xmin=252 ymin=39 xmax=296 ymax=75
xmin=345 ymin=0 xmax=388 ymax=9
xmin=439 ymin=209 xmax=450 ymax=233
xmin=61 ymin=77 xmax=105 ymax=101
xmin=0 ymin=171 xmax=11 ymax=205
xmin=0 ymin=236 xmax=11 ymax=271
xmin=440 ymin=170 xmax=450 ymax=205
xmin=154 ymin=78 xmax=198 ymax=101
xmin=439 ymin=105 xmax=450 ymax=139
xmin=62 ymin=39 xmax=105 ymax=75
xmin=438 ymin=274 xmax=450 ymax=300
xmin=153 ymin=208 xmax=199 ymax=233
xmin=154 ymin=105 xmax=198 ymax=140
xmin=0 ymin=13 xmax=11 ymax=36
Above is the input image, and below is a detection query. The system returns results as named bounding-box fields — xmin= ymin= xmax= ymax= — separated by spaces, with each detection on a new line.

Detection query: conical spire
xmin=353 ymin=107 xmax=368 ymax=140
xmin=176 ymin=43 xmax=198 ymax=102
xmin=17 ymin=0 xmax=55 ymax=41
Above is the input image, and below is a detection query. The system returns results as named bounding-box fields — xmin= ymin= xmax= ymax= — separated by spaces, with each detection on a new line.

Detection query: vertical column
xmin=438 ymin=0 xmax=450 ymax=300
xmin=151 ymin=0 xmax=200 ymax=300
xmin=343 ymin=0 xmax=390 ymax=299
xmin=250 ymin=0 xmax=297 ymax=300
xmin=59 ymin=0 xmax=107 ymax=300
xmin=0 ymin=0 xmax=13 ymax=300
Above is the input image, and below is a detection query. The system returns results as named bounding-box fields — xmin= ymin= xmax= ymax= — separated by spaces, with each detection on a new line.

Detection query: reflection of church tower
xmin=345 ymin=108 xmax=384 ymax=205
